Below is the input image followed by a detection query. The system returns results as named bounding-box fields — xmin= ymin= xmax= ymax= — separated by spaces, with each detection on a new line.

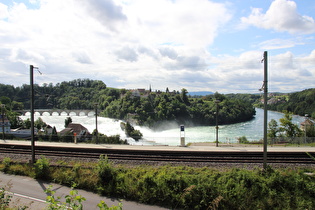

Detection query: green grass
xmin=1 ymin=156 xmax=315 ymax=209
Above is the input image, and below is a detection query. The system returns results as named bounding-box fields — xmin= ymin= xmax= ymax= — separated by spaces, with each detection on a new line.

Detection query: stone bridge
xmin=16 ymin=109 xmax=95 ymax=116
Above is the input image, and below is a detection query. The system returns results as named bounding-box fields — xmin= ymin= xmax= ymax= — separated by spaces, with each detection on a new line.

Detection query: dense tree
xmin=0 ymin=79 xmax=256 ymax=128
xmin=180 ymin=88 xmax=190 ymax=105
xmin=102 ymin=89 xmax=255 ymax=127
xmin=279 ymin=112 xmax=302 ymax=137
xmin=0 ymin=79 xmax=107 ymax=110
xmin=268 ymin=119 xmax=279 ymax=138
xmin=305 ymin=122 xmax=315 ymax=137
xmin=23 ymin=118 xmax=31 ymax=129
xmin=64 ymin=117 xmax=72 ymax=128
xmin=261 ymin=88 xmax=315 ymax=118
xmin=35 ymin=117 xmax=47 ymax=130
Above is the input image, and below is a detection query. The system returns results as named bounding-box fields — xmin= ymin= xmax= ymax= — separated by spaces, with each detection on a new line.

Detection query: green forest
xmin=1 ymin=79 xmax=314 ymax=129
xmin=255 ymin=88 xmax=315 ymax=118
xmin=0 ymin=79 xmax=256 ymax=128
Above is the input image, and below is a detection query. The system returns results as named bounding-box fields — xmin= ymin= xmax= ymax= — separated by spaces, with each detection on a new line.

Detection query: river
xmin=21 ymin=108 xmax=306 ymax=146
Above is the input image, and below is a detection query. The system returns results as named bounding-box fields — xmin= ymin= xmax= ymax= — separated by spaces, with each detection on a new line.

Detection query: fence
xmin=269 ymin=137 xmax=315 ymax=145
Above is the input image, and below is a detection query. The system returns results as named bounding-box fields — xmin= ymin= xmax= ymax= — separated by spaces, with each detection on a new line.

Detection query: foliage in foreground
xmin=45 ymin=185 xmax=123 ymax=210
xmin=1 ymin=156 xmax=315 ymax=209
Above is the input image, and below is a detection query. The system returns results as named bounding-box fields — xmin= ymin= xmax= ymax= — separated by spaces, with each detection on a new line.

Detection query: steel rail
xmin=0 ymin=144 xmax=314 ymax=164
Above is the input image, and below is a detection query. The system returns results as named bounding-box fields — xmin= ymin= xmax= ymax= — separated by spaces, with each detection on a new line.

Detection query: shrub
xmin=96 ymin=155 xmax=116 ymax=195
xmin=34 ymin=156 xmax=50 ymax=179
xmin=45 ymin=184 xmax=122 ymax=210
xmin=238 ymin=136 xmax=249 ymax=144
xmin=45 ymin=184 xmax=86 ymax=210
xmin=97 ymin=200 xmax=123 ymax=210
xmin=2 ymin=157 xmax=11 ymax=173
xmin=0 ymin=183 xmax=12 ymax=209
xmin=121 ymin=122 xmax=143 ymax=141
xmin=1 ymin=155 xmax=315 ymax=209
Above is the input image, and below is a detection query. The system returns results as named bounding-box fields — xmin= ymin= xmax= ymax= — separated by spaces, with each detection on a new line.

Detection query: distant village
xmin=0 ymin=113 xmax=91 ymax=141
xmin=128 ymin=87 xmax=180 ymax=98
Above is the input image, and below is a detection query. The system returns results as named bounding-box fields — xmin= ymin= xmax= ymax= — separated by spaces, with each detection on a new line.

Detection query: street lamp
xmin=215 ymin=100 xmax=220 ymax=147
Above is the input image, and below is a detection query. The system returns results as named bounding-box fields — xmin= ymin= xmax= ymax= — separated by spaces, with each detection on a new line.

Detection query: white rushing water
xmin=21 ymin=108 xmax=306 ymax=146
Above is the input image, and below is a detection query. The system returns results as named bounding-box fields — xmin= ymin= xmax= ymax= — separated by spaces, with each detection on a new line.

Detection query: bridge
xmin=16 ymin=109 xmax=95 ymax=116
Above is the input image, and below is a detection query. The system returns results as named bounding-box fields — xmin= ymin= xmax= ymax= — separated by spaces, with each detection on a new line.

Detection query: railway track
xmin=0 ymin=143 xmax=314 ymax=164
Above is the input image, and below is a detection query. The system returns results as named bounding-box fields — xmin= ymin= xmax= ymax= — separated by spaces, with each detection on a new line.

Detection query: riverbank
xmin=189 ymin=142 xmax=315 ymax=147
xmin=20 ymin=108 xmax=307 ymax=146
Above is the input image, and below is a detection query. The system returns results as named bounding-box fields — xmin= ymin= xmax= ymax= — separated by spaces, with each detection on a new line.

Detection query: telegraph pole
xmin=30 ymin=65 xmax=38 ymax=164
xmin=263 ymin=51 xmax=268 ymax=170
xmin=95 ymin=103 xmax=98 ymax=144
xmin=215 ymin=100 xmax=220 ymax=147
xmin=1 ymin=104 xmax=5 ymax=140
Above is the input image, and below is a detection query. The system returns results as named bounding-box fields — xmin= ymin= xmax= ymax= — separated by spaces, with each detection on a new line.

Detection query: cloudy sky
xmin=0 ymin=0 xmax=314 ymax=93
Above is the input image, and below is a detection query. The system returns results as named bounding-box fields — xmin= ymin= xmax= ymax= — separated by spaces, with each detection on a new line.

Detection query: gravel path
xmin=1 ymin=153 xmax=315 ymax=171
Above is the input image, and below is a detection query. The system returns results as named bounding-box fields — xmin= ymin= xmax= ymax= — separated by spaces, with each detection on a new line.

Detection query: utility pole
xmin=304 ymin=114 xmax=309 ymax=144
xmin=95 ymin=103 xmax=98 ymax=144
xmin=30 ymin=65 xmax=38 ymax=164
xmin=1 ymin=104 xmax=5 ymax=140
xmin=215 ymin=100 xmax=220 ymax=147
xmin=263 ymin=51 xmax=268 ymax=170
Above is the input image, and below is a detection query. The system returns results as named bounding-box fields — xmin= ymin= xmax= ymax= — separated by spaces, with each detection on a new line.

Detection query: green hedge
xmin=1 ymin=156 xmax=315 ymax=209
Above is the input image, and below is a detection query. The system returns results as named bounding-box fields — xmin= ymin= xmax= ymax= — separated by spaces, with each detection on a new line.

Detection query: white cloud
xmin=115 ymin=46 xmax=138 ymax=62
xmin=122 ymin=0 xmax=231 ymax=48
xmin=258 ymin=38 xmax=305 ymax=50
xmin=241 ymin=0 xmax=315 ymax=34
xmin=0 ymin=0 xmax=313 ymax=94
xmin=159 ymin=47 xmax=178 ymax=60
xmin=0 ymin=0 xmax=232 ymax=88
xmin=72 ymin=51 xmax=93 ymax=64
xmin=0 ymin=3 xmax=8 ymax=19
xmin=268 ymin=51 xmax=315 ymax=92
xmin=299 ymin=49 xmax=315 ymax=65
xmin=272 ymin=51 xmax=296 ymax=69
xmin=79 ymin=0 xmax=127 ymax=32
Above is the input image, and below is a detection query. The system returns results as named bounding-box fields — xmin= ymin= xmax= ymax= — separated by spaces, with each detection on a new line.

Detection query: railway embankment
xmin=0 ymin=142 xmax=315 ymax=209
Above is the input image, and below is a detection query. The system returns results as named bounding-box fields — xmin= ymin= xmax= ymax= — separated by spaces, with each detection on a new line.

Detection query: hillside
xmin=256 ymin=88 xmax=315 ymax=118
xmin=0 ymin=79 xmax=256 ymax=127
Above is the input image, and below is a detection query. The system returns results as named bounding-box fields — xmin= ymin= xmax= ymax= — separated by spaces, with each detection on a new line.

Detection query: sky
xmin=0 ymin=0 xmax=314 ymax=93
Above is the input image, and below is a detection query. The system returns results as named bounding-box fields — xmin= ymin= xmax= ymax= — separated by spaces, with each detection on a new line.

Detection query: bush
xmin=0 ymin=184 xmax=12 ymax=209
xmin=2 ymin=157 xmax=11 ymax=173
xmin=34 ymin=156 xmax=50 ymax=179
xmin=238 ymin=136 xmax=249 ymax=144
xmin=96 ymin=155 xmax=117 ymax=195
xmin=1 ymin=155 xmax=315 ymax=209
xmin=121 ymin=122 xmax=143 ymax=141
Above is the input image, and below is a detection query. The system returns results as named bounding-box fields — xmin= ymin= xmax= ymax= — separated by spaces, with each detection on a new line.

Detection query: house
xmin=300 ymin=119 xmax=314 ymax=131
xmin=131 ymin=89 xmax=150 ymax=97
xmin=59 ymin=123 xmax=90 ymax=141
xmin=44 ymin=125 xmax=57 ymax=135
xmin=131 ymin=89 xmax=141 ymax=97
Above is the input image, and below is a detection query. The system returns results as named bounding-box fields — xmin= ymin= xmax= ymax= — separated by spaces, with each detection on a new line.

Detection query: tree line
xmin=0 ymin=79 xmax=256 ymax=128
xmin=256 ymin=88 xmax=315 ymax=118
xmin=103 ymin=90 xmax=256 ymax=127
